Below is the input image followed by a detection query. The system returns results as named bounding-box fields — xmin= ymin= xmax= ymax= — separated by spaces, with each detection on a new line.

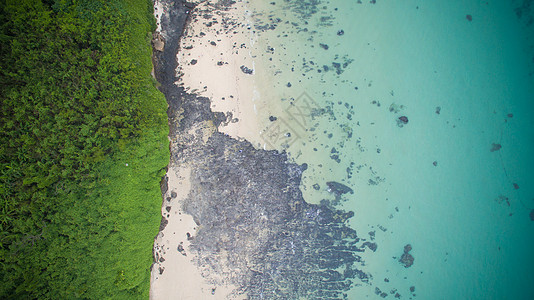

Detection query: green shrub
xmin=0 ymin=0 xmax=168 ymax=298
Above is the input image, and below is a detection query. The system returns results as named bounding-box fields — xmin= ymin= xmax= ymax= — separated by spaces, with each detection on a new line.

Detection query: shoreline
xmin=175 ymin=0 xmax=265 ymax=148
xmin=150 ymin=1 xmax=242 ymax=298
xmin=150 ymin=0 xmax=372 ymax=299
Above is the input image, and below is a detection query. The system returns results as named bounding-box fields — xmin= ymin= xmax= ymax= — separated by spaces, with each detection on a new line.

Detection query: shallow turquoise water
xmin=241 ymin=0 xmax=534 ymax=298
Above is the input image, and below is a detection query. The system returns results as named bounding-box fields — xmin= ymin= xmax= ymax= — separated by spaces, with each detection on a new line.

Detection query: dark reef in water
xmin=399 ymin=244 xmax=414 ymax=268
xmin=152 ymin=0 xmax=371 ymax=299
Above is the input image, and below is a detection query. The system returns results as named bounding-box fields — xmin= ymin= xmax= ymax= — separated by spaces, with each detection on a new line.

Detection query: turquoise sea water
xmin=242 ymin=0 xmax=534 ymax=299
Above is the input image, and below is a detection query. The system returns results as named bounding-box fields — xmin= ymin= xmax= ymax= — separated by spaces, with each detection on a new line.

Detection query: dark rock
xmin=466 ymin=14 xmax=473 ymax=21
xmin=269 ymin=116 xmax=277 ymax=121
xmin=362 ymin=242 xmax=377 ymax=252
xmin=177 ymin=243 xmax=186 ymax=256
xmin=410 ymin=286 xmax=415 ymax=293
xmin=400 ymin=253 xmax=414 ymax=268
xmin=326 ymin=181 xmax=354 ymax=196
xmin=190 ymin=59 xmax=197 ymax=65
xmin=319 ymin=43 xmax=329 ymax=50
xmin=435 ymin=106 xmax=441 ymax=114
xmin=210 ymin=41 xmax=216 ymax=46
xmin=399 ymin=244 xmax=414 ymax=268
xmin=490 ymin=143 xmax=502 ymax=152
xmin=398 ymin=116 xmax=409 ymax=124
xmin=312 ymin=183 xmax=320 ymax=190
xmin=433 ymin=161 xmax=438 ymax=166
xmin=159 ymin=217 xmax=168 ymax=231
xmin=530 ymin=209 xmax=534 ymax=221
xmin=337 ymin=29 xmax=344 ymax=36
xmin=287 ymin=82 xmax=292 ymax=87
xmin=513 ymin=183 xmax=519 ymax=189
xmin=217 ymin=61 xmax=224 ymax=66
xmin=171 ymin=191 xmax=177 ymax=198
xmin=240 ymin=65 xmax=253 ymax=74
xmin=330 ymin=154 xmax=340 ymax=163
xmin=375 ymin=287 xmax=382 ymax=295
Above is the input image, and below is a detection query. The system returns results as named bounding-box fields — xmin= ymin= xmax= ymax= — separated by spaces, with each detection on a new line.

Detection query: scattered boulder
xmin=190 ymin=59 xmax=198 ymax=65
xmin=269 ymin=116 xmax=277 ymax=121
xmin=530 ymin=209 xmax=534 ymax=221
xmin=337 ymin=29 xmax=344 ymax=36
xmin=240 ymin=65 xmax=253 ymax=74
xmin=152 ymin=33 xmax=165 ymax=52
xmin=177 ymin=243 xmax=187 ymax=256
xmin=466 ymin=14 xmax=473 ymax=21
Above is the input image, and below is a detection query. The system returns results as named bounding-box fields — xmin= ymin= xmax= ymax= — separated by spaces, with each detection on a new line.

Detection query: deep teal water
xmin=245 ymin=0 xmax=534 ymax=299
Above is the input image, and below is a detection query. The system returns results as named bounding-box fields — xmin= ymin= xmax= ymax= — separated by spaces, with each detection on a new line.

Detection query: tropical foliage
xmin=0 ymin=0 xmax=168 ymax=298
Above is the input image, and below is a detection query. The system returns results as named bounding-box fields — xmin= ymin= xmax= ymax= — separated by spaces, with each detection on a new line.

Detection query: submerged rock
xmin=399 ymin=244 xmax=414 ymax=268
xmin=326 ymin=181 xmax=354 ymax=196
xmin=490 ymin=143 xmax=502 ymax=152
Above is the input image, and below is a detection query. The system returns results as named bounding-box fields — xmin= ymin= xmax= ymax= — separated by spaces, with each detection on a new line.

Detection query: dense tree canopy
xmin=0 ymin=0 xmax=169 ymax=298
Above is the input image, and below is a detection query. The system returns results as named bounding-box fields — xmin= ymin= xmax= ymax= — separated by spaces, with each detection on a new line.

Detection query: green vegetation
xmin=0 ymin=0 xmax=169 ymax=298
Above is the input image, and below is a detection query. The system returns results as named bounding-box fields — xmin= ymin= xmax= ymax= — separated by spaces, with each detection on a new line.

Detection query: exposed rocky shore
xmin=151 ymin=1 xmax=372 ymax=298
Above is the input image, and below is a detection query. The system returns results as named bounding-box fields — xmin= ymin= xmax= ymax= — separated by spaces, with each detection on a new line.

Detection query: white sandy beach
xmin=175 ymin=0 xmax=266 ymax=147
